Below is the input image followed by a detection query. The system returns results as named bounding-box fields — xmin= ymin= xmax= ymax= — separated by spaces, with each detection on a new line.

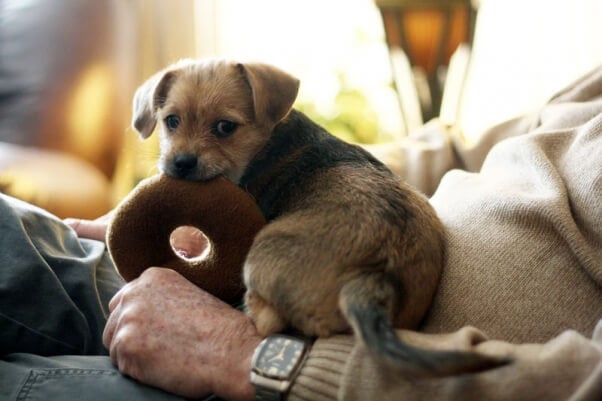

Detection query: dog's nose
xmin=172 ymin=154 xmax=198 ymax=177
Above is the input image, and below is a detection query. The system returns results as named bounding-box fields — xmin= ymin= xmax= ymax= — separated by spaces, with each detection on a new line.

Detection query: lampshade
xmin=376 ymin=0 xmax=476 ymax=123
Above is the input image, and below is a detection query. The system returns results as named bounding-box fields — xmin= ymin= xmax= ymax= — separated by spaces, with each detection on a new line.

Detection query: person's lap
xmin=0 ymin=354 xmax=188 ymax=401
xmin=0 ymin=194 xmax=191 ymax=400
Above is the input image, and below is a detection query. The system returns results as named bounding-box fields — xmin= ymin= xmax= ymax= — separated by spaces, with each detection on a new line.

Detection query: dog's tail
xmin=339 ymin=274 xmax=511 ymax=377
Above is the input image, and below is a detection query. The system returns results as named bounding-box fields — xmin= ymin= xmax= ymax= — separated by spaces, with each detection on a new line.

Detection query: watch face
xmin=253 ymin=336 xmax=306 ymax=380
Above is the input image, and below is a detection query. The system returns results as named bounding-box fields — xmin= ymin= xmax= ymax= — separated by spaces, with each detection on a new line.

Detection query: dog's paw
xmin=296 ymin=309 xmax=349 ymax=338
xmin=245 ymin=291 xmax=286 ymax=336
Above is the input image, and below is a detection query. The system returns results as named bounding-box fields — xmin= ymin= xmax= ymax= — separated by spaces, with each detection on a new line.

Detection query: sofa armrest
xmin=0 ymin=143 xmax=112 ymax=219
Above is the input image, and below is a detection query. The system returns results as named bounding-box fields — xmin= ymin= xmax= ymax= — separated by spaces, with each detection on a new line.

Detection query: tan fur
xmin=130 ymin=59 xmax=512 ymax=375
xmin=243 ymin=166 xmax=444 ymax=336
xmin=131 ymin=59 xmax=299 ymax=183
xmin=132 ymin=58 xmax=443 ymax=338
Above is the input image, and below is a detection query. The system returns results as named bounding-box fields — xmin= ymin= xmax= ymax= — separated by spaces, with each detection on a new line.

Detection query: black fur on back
xmin=239 ymin=110 xmax=387 ymax=220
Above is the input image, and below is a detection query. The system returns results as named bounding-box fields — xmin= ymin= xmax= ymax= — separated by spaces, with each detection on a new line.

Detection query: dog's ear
xmin=237 ymin=63 xmax=300 ymax=126
xmin=131 ymin=69 xmax=179 ymax=139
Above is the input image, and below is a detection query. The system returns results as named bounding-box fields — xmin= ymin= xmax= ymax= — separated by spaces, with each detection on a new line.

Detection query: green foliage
xmin=296 ymin=74 xmax=382 ymax=144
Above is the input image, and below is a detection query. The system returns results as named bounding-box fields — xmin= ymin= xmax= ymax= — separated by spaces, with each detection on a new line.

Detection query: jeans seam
xmin=15 ymin=370 xmax=35 ymax=401
xmin=15 ymin=369 xmax=120 ymax=400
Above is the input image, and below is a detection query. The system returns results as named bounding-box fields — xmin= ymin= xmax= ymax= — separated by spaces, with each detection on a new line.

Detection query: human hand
xmin=169 ymin=226 xmax=209 ymax=259
xmin=64 ymin=210 xmax=115 ymax=242
xmin=103 ymin=267 xmax=261 ymax=401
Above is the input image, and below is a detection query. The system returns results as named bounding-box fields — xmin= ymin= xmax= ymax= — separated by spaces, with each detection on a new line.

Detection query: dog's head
xmin=132 ymin=59 xmax=299 ymax=182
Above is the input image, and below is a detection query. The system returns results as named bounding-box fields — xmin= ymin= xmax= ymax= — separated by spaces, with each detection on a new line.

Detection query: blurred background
xmin=0 ymin=0 xmax=601 ymax=219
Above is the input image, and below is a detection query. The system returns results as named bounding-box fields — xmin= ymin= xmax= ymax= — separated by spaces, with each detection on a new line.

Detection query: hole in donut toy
xmin=169 ymin=226 xmax=211 ymax=262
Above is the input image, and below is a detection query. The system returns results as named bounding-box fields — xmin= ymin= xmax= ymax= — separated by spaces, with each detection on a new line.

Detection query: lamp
xmin=375 ymin=0 xmax=477 ymax=124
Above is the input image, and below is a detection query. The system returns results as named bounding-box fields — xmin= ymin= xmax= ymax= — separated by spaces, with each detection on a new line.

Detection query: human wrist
xmin=212 ymin=329 xmax=263 ymax=401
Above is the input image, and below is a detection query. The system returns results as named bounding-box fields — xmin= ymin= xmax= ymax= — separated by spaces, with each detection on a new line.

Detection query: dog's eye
xmin=214 ymin=120 xmax=238 ymax=138
xmin=164 ymin=115 xmax=180 ymax=131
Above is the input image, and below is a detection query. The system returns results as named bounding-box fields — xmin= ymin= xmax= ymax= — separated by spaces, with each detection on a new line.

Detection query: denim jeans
xmin=0 ymin=194 xmax=194 ymax=400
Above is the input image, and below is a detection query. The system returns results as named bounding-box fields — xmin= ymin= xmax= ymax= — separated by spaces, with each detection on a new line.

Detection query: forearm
xmin=289 ymin=323 xmax=602 ymax=401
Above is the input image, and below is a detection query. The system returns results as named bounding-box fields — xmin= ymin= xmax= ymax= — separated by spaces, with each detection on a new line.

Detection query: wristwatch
xmin=250 ymin=335 xmax=310 ymax=401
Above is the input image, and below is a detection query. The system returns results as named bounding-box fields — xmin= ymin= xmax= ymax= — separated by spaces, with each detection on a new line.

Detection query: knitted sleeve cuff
xmin=287 ymin=335 xmax=355 ymax=401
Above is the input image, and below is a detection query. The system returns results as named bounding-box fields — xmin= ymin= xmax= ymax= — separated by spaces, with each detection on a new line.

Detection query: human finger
xmin=108 ymin=282 xmax=130 ymax=312
xmin=64 ymin=210 xmax=114 ymax=241
xmin=102 ymin=300 xmax=121 ymax=353
xmin=170 ymin=226 xmax=209 ymax=258
xmin=64 ymin=218 xmax=108 ymax=241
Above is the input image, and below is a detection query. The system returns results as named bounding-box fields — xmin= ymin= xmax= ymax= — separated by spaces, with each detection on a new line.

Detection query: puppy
xmin=132 ymin=58 xmax=508 ymax=375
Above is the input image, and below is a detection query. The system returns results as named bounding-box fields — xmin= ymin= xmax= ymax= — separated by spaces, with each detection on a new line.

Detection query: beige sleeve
xmin=363 ymin=114 xmax=536 ymax=197
xmin=363 ymin=65 xmax=602 ymax=197
xmin=288 ymin=67 xmax=602 ymax=401
xmin=289 ymin=322 xmax=602 ymax=401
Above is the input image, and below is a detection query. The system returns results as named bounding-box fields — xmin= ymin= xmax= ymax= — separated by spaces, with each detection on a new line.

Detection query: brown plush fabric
xmin=106 ymin=174 xmax=265 ymax=304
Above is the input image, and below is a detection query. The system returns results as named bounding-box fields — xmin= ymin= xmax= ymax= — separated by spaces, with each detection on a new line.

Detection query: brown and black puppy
xmin=132 ymin=58 xmax=508 ymax=375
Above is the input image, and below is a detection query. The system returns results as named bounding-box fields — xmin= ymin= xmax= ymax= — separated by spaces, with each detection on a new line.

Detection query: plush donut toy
xmin=106 ymin=174 xmax=266 ymax=304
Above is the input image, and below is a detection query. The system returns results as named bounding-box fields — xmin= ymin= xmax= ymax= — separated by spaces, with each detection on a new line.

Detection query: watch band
xmin=254 ymin=384 xmax=284 ymax=401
